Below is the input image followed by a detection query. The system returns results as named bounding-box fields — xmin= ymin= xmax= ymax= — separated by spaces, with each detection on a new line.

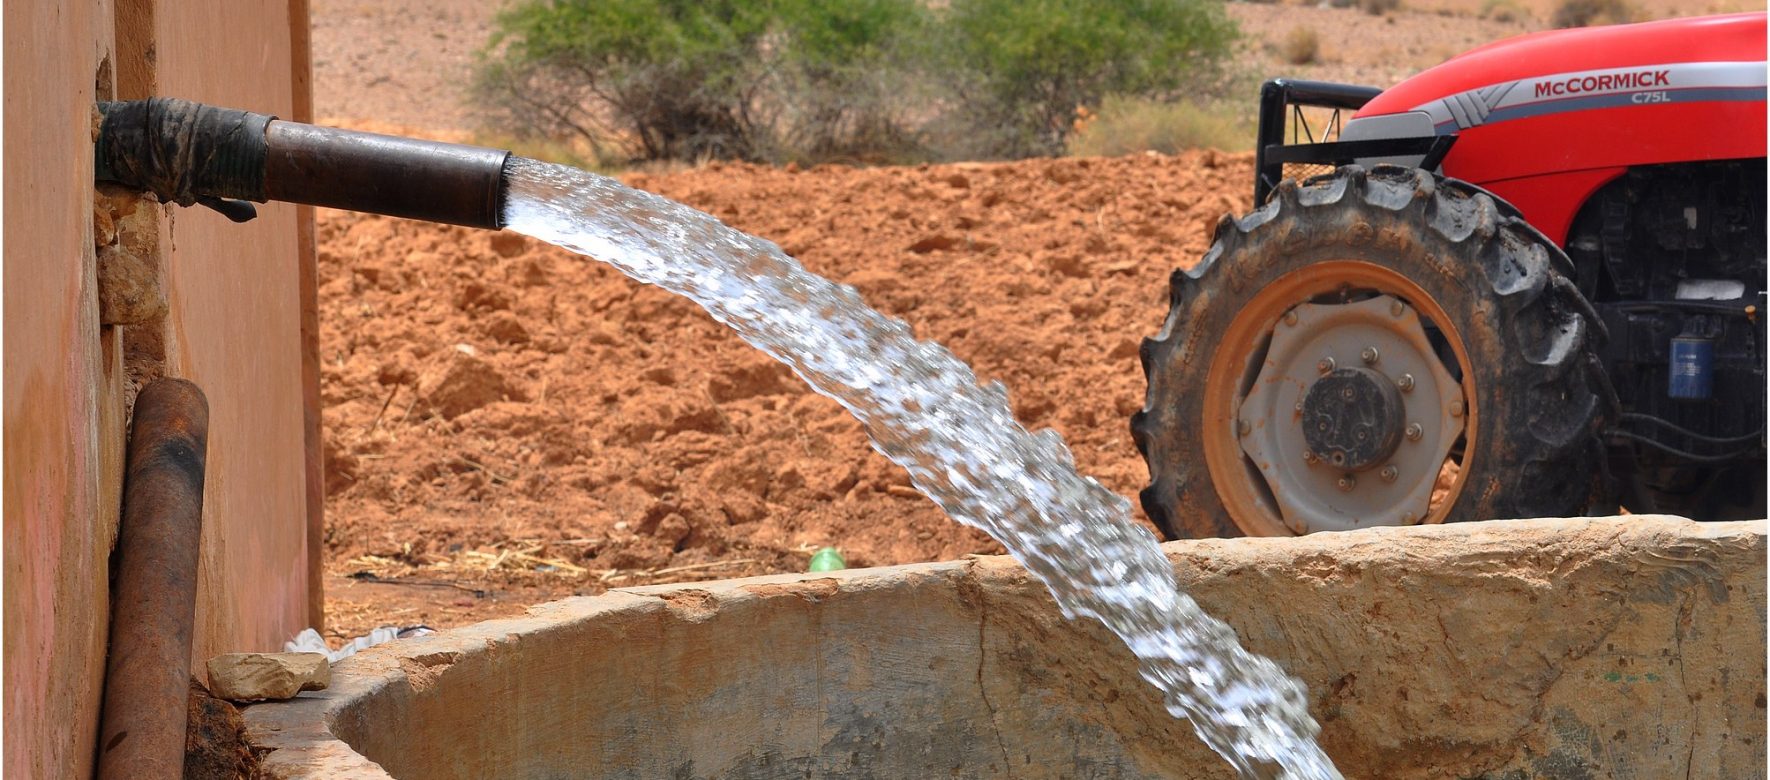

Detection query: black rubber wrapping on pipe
xmin=96 ymin=98 xmax=273 ymax=205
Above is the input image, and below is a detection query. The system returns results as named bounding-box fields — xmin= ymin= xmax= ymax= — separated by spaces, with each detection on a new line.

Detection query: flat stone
xmin=206 ymin=653 xmax=329 ymax=702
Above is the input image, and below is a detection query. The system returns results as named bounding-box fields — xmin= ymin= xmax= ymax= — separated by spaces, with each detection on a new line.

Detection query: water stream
xmin=502 ymin=156 xmax=1340 ymax=779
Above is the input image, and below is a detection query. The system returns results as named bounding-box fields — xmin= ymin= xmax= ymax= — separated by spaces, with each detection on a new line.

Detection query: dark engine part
xmin=1565 ymin=158 xmax=1767 ymax=518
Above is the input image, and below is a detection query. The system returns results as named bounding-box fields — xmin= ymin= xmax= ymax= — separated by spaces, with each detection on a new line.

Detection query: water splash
xmin=502 ymin=157 xmax=1340 ymax=779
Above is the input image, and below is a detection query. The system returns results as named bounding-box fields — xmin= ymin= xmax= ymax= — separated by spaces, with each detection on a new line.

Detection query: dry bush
xmin=1282 ymin=26 xmax=1321 ymax=66
xmin=1552 ymin=0 xmax=1636 ymax=27
xmin=1481 ymin=0 xmax=1529 ymax=23
xmin=1361 ymin=0 xmax=1402 ymax=14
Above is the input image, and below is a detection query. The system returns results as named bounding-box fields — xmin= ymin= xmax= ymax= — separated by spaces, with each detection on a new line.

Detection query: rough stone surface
xmin=206 ymin=653 xmax=329 ymax=702
xmin=242 ymin=516 xmax=1766 ymax=779
xmin=95 ymin=243 xmax=168 ymax=325
xmin=92 ymin=186 xmax=167 ymax=326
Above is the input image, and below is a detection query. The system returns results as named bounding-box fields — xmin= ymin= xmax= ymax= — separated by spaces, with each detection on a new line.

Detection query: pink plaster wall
xmin=3 ymin=1 xmax=316 ymax=776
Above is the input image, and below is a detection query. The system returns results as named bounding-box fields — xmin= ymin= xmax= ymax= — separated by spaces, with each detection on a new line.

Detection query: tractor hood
xmin=1356 ymin=12 xmax=1768 ymax=124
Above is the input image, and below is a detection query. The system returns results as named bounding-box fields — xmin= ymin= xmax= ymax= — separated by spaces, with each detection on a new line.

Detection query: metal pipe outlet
xmin=95 ymin=379 xmax=210 ymax=780
xmin=95 ymin=97 xmax=510 ymax=229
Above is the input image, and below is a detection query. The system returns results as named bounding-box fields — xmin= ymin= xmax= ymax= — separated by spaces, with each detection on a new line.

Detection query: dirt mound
xmin=320 ymin=151 xmax=1253 ymax=637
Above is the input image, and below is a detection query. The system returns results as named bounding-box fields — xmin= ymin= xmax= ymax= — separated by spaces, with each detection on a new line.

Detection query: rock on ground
xmin=206 ymin=653 xmax=329 ymax=702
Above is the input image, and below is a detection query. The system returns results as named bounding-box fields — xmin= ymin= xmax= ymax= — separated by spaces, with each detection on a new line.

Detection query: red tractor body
xmin=1356 ymin=11 xmax=1766 ymax=244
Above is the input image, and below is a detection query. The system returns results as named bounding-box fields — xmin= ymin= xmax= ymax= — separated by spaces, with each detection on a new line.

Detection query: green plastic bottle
xmin=808 ymin=547 xmax=846 ymax=572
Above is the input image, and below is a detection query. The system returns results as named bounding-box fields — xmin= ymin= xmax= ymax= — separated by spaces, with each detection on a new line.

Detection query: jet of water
xmin=501 ymin=157 xmax=1341 ymax=779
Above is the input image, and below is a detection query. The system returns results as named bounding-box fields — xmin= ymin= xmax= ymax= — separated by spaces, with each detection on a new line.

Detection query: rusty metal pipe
xmin=95 ymin=97 xmax=509 ymax=229
xmin=263 ymin=121 xmax=508 ymax=229
xmin=95 ymin=379 xmax=210 ymax=780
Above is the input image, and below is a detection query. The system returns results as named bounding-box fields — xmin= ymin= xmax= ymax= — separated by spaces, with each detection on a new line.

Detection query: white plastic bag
xmin=284 ymin=625 xmax=434 ymax=662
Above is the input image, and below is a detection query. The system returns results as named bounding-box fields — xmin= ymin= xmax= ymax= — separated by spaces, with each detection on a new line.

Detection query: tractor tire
xmin=1132 ymin=165 xmax=1615 ymax=539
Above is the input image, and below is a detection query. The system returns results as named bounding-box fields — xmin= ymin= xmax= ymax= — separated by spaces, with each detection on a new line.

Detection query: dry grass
xmin=1067 ymin=97 xmax=1255 ymax=156
xmin=469 ymin=131 xmax=728 ymax=176
xmin=1363 ymin=0 xmax=1735 ymax=22
xmin=470 ymin=131 xmax=601 ymax=171
xmin=344 ymin=540 xmax=782 ymax=589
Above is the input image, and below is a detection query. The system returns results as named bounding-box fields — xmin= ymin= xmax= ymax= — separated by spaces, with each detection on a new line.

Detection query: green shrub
xmin=475 ymin=0 xmax=1237 ymax=164
xmin=476 ymin=0 xmax=927 ymax=164
xmin=923 ymin=0 xmax=1237 ymax=159
xmin=1066 ymin=96 xmax=1254 ymax=156
xmin=478 ymin=0 xmax=771 ymax=162
xmin=1282 ymin=26 xmax=1321 ymax=66
xmin=1551 ymin=0 xmax=1636 ymax=27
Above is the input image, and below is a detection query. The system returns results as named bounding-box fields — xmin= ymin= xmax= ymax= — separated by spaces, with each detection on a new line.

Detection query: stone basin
xmin=243 ymin=516 xmax=1766 ymax=778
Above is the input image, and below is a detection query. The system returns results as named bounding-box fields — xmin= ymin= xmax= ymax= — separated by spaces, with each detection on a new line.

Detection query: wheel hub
xmin=1301 ymin=367 xmax=1405 ymax=472
xmin=1230 ymin=293 xmax=1465 ymax=534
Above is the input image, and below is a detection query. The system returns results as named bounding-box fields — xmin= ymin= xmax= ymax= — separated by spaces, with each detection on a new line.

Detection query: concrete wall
xmin=246 ymin=517 xmax=1766 ymax=780
xmin=3 ymin=1 xmax=318 ymax=777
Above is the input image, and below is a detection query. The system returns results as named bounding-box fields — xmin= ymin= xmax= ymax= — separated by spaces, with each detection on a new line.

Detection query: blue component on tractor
xmin=1668 ymin=337 xmax=1715 ymax=400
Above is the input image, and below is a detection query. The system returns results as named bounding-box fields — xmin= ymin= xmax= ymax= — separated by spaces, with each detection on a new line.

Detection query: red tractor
xmin=1133 ymin=12 xmax=1766 ymax=538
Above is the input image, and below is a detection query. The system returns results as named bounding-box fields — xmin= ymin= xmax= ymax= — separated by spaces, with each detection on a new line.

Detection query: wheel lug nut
xmin=1303 ymin=450 xmax=1319 ymax=464
xmin=1237 ymin=419 xmax=1251 ymax=436
xmin=1381 ymin=465 xmax=1399 ymax=482
xmin=1317 ymin=357 xmax=1336 ymax=375
xmin=1390 ymin=300 xmax=1405 ymax=317
xmin=1406 ymin=423 xmax=1423 ymax=441
xmin=1330 ymin=452 xmax=1346 ymax=466
xmin=1397 ymin=374 xmax=1415 ymax=392
xmin=1450 ymin=400 xmax=1465 ymax=417
xmin=1361 ymin=346 xmax=1379 ymax=364
xmin=1283 ymin=310 xmax=1299 ymax=326
xmin=1337 ymin=475 xmax=1356 ymax=492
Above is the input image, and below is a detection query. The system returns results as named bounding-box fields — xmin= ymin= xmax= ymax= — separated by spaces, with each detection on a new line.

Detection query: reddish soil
xmin=319 ymin=151 xmax=1252 ymax=638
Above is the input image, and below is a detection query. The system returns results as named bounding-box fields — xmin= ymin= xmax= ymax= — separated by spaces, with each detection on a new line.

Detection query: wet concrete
xmin=243 ymin=516 xmax=1766 ymax=779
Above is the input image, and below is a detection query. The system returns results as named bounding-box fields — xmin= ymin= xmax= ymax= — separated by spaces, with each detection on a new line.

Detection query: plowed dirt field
xmin=320 ymin=152 xmax=1253 ymax=638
